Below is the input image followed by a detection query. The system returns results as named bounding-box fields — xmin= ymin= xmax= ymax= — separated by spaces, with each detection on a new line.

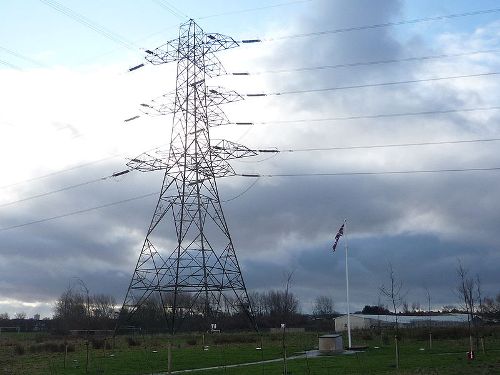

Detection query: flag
xmin=332 ymin=223 xmax=344 ymax=252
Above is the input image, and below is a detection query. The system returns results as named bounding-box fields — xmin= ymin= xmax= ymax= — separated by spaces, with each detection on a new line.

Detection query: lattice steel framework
xmin=119 ymin=19 xmax=257 ymax=333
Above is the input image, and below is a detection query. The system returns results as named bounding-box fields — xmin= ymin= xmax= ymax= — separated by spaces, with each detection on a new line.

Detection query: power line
xmin=198 ymin=0 xmax=312 ymax=20
xmin=0 ymin=143 xmax=168 ymax=190
xmin=39 ymin=0 xmax=137 ymax=51
xmin=0 ymin=170 xmax=131 ymax=209
xmin=256 ymin=7 xmax=500 ymax=42
xmin=0 ymin=154 xmax=124 ymax=190
xmin=4 ymin=137 xmax=497 ymax=208
xmin=0 ymin=59 xmax=22 ymax=70
xmin=249 ymin=137 xmax=500 ymax=153
xmin=246 ymin=71 xmax=500 ymax=97
xmin=0 ymin=192 xmax=157 ymax=233
xmin=230 ymin=48 xmax=500 ymax=76
xmin=151 ymin=0 xmax=189 ymax=20
xmin=233 ymin=105 xmax=500 ymax=125
xmin=88 ymin=0 xmax=313 ymax=67
xmin=221 ymin=178 xmax=260 ymax=202
xmin=3 ymin=163 xmax=500 ymax=232
xmin=238 ymin=166 xmax=500 ymax=178
xmin=0 ymin=45 xmax=47 ymax=68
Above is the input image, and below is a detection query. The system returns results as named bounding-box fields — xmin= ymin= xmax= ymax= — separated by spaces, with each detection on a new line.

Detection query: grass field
xmin=0 ymin=328 xmax=499 ymax=374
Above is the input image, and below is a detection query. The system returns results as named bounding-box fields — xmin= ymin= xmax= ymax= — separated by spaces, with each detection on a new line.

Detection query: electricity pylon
xmin=118 ymin=19 xmax=257 ymax=333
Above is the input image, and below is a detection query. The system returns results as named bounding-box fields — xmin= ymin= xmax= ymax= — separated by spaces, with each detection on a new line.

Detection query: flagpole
xmin=344 ymin=218 xmax=352 ymax=349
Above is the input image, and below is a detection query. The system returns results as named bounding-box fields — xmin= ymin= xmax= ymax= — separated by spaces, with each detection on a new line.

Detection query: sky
xmin=1 ymin=0 xmax=500 ymax=319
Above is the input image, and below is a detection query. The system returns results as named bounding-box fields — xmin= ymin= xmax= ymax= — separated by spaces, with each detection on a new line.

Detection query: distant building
xmin=334 ymin=313 xmax=470 ymax=331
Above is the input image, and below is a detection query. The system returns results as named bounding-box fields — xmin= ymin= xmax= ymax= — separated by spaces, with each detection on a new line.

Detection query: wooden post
xmin=395 ymin=335 xmax=399 ymax=369
xmin=86 ymin=340 xmax=89 ymax=374
xmin=282 ymin=325 xmax=287 ymax=375
xmin=481 ymin=337 xmax=485 ymax=354
xmin=429 ymin=332 xmax=432 ymax=350
xmin=64 ymin=343 xmax=68 ymax=369
xmin=167 ymin=342 xmax=172 ymax=374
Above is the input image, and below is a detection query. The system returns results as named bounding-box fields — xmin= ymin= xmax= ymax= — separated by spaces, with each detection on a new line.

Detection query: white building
xmin=334 ymin=313 xmax=470 ymax=332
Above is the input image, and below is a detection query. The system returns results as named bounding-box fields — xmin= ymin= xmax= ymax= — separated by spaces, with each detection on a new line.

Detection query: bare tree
xmin=456 ymin=260 xmax=475 ymax=355
xmin=283 ymin=270 xmax=294 ymax=325
xmin=402 ymin=300 xmax=409 ymax=314
xmin=0 ymin=313 xmax=9 ymax=320
xmin=380 ymin=263 xmax=405 ymax=332
xmin=263 ymin=290 xmax=299 ymax=322
xmin=13 ymin=312 xmax=26 ymax=320
xmin=54 ymin=288 xmax=87 ymax=329
xmin=91 ymin=294 xmax=116 ymax=320
xmin=248 ymin=291 xmax=265 ymax=317
xmin=312 ymin=296 xmax=335 ymax=317
xmin=424 ymin=286 xmax=432 ymax=349
xmin=482 ymin=293 xmax=500 ymax=318
xmin=380 ymin=263 xmax=405 ymax=369
xmin=54 ymin=287 xmax=117 ymax=330
xmin=476 ymin=274 xmax=483 ymax=316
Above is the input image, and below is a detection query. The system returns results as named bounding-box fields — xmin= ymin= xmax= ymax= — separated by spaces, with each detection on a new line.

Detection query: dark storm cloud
xmin=0 ymin=160 xmax=164 ymax=306
xmin=1 ymin=0 xmax=500 ymax=317
xmin=214 ymin=0 xmax=500 ymax=310
xmin=242 ymin=233 xmax=499 ymax=312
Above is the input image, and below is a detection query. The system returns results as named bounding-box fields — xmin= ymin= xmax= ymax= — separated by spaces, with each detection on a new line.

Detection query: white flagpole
xmin=344 ymin=219 xmax=352 ymax=349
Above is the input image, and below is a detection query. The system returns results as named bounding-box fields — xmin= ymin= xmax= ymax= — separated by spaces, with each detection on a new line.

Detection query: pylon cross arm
xmin=126 ymin=151 xmax=170 ymax=172
xmin=204 ymin=33 xmax=240 ymax=52
xmin=211 ymin=140 xmax=258 ymax=160
xmin=137 ymin=86 xmax=242 ymax=118
xmin=207 ymin=87 xmax=244 ymax=106
xmin=145 ymin=40 xmax=179 ymax=65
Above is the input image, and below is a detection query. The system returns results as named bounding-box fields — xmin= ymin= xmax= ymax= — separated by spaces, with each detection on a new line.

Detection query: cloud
xmin=1 ymin=1 xmax=500 ymax=318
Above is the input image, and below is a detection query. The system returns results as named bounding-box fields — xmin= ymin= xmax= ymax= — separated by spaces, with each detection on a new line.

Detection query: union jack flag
xmin=332 ymin=223 xmax=344 ymax=252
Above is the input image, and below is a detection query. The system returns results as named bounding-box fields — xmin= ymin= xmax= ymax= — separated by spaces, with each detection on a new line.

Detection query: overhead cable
xmin=246 ymin=71 xmax=500 ymax=97
xmin=252 ymin=7 xmax=500 ymax=42
xmin=222 ymin=178 xmax=260 ymax=202
xmin=39 ymin=0 xmax=137 ymax=51
xmin=0 ymin=154 xmax=125 ymax=190
xmin=152 ymin=0 xmax=189 ymax=20
xmin=198 ymin=0 xmax=312 ymax=20
xmin=230 ymin=48 xmax=500 ymax=76
xmin=0 ymin=142 xmax=168 ymax=190
xmin=3 ymin=163 xmax=500 ymax=232
xmin=4 ymin=137 xmax=498 ymax=207
xmin=0 ymin=59 xmax=22 ymax=70
xmin=233 ymin=106 xmax=500 ymax=126
xmin=0 ymin=192 xmax=157 ymax=232
xmin=0 ymin=170 xmax=132 ymax=208
xmin=0 ymin=45 xmax=47 ymax=68
xmin=238 ymin=166 xmax=500 ymax=178
xmin=248 ymin=137 xmax=500 ymax=153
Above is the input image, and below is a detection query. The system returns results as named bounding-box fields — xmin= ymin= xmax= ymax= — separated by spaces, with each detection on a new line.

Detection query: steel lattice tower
xmin=119 ymin=19 xmax=257 ymax=333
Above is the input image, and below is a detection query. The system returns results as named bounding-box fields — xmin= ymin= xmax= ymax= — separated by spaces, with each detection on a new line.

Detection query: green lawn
xmin=0 ymin=330 xmax=499 ymax=374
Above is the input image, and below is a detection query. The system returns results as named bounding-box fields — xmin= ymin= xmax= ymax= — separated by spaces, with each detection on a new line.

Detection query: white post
xmin=344 ymin=219 xmax=352 ymax=349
